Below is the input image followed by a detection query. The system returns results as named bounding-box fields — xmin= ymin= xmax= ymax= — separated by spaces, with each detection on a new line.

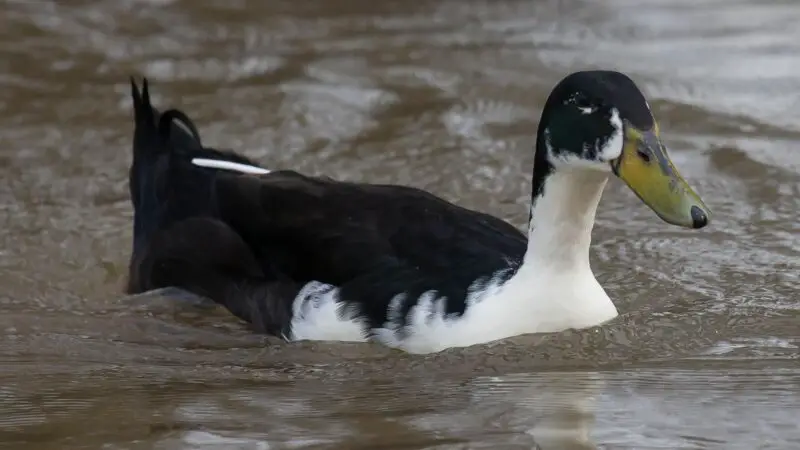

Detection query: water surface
xmin=1 ymin=0 xmax=799 ymax=448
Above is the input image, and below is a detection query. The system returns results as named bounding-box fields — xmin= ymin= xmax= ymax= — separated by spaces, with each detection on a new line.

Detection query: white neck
xmin=523 ymin=169 xmax=609 ymax=270
xmin=488 ymin=167 xmax=618 ymax=335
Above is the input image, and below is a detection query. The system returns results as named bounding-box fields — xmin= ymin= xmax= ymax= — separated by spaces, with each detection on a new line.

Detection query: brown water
xmin=1 ymin=0 xmax=799 ymax=448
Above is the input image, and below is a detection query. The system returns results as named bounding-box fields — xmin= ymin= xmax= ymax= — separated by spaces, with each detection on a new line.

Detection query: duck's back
xmin=210 ymin=169 xmax=528 ymax=285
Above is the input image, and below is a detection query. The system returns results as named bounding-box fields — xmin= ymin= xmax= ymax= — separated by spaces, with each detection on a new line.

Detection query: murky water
xmin=1 ymin=0 xmax=799 ymax=448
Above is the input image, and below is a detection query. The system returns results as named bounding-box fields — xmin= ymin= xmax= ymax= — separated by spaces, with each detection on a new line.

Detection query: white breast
xmin=287 ymin=266 xmax=618 ymax=354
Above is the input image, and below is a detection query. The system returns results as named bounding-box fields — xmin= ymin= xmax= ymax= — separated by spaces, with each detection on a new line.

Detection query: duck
xmin=124 ymin=70 xmax=711 ymax=354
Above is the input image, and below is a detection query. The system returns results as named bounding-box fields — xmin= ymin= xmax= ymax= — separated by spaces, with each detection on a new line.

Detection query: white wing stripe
xmin=191 ymin=158 xmax=271 ymax=174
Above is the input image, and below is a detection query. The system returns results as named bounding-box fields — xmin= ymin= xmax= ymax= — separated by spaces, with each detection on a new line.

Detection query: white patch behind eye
xmin=578 ymin=106 xmax=596 ymax=115
xmin=597 ymin=108 xmax=623 ymax=162
xmin=544 ymin=107 xmax=623 ymax=172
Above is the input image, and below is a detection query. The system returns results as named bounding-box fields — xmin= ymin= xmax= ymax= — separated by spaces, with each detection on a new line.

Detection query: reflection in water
xmin=1 ymin=0 xmax=799 ymax=448
xmin=4 ymin=366 xmax=800 ymax=449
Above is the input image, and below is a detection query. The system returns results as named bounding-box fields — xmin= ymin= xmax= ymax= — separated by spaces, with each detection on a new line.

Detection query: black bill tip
xmin=690 ymin=205 xmax=709 ymax=229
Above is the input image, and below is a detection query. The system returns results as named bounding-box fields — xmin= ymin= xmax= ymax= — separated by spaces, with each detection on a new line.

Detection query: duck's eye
xmin=574 ymin=96 xmax=590 ymax=107
xmin=570 ymin=95 xmax=596 ymax=113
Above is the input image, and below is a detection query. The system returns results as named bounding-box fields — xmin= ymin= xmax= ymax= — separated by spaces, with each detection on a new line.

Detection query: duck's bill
xmin=611 ymin=126 xmax=711 ymax=229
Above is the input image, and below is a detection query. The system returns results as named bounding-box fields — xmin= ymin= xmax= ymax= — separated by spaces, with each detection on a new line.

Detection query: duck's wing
xmin=211 ymin=169 xmax=527 ymax=285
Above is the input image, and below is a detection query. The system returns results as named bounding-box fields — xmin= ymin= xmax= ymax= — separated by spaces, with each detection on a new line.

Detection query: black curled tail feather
xmin=130 ymin=77 xmax=204 ymax=152
xmin=158 ymin=108 xmax=204 ymax=149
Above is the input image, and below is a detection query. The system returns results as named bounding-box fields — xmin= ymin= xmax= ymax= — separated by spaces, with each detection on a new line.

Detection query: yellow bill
xmin=611 ymin=124 xmax=711 ymax=229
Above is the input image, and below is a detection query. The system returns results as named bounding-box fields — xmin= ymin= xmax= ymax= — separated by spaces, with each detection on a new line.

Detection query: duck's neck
xmin=522 ymin=165 xmax=609 ymax=271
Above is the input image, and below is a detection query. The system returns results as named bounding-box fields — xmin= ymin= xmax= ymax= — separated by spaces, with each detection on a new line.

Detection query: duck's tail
xmin=126 ymin=79 xmax=298 ymax=335
xmin=128 ymin=78 xmax=266 ymax=252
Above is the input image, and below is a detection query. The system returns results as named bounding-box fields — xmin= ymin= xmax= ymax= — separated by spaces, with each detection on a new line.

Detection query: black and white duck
xmin=124 ymin=70 xmax=710 ymax=354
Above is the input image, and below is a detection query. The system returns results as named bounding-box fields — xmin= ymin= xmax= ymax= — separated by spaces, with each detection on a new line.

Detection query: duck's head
xmin=535 ymin=70 xmax=710 ymax=229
